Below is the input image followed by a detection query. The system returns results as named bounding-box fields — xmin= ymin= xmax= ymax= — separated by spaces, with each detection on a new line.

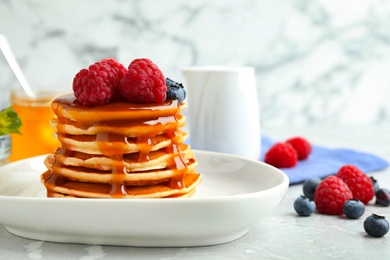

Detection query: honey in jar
xmin=9 ymin=90 xmax=60 ymax=161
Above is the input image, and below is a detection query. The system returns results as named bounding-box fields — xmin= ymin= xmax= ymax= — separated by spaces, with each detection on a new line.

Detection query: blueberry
xmin=375 ymin=188 xmax=390 ymax=207
xmin=166 ymin=78 xmax=186 ymax=103
xmin=363 ymin=214 xmax=389 ymax=237
xmin=371 ymin=176 xmax=380 ymax=193
xmin=343 ymin=199 xmax=365 ymax=219
xmin=294 ymin=195 xmax=315 ymax=216
xmin=302 ymin=177 xmax=321 ymax=200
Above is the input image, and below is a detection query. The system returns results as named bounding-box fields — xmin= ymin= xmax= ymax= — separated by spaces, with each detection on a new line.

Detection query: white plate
xmin=0 ymin=150 xmax=289 ymax=247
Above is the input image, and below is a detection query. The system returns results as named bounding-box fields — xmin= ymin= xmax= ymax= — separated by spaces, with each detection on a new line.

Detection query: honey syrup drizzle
xmin=44 ymin=94 xmax=189 ymax=197
xmin=43 ymin=147 xmax=71 ymax=197
xmin=95 ymin=133 xmax=128 ymax=197
xmin=165 ymin=129 xmax=188 ymax=189
xmin=136 ymin=134 xmax=153 ymax=162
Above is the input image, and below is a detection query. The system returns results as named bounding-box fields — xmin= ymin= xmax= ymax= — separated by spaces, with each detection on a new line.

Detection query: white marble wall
xmin=1 ymin=0 xmax=390 ymax=127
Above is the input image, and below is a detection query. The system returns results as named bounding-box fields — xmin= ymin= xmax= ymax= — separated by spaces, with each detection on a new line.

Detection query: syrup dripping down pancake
xmin=44 ymin=152 xmax=198 ymax=185
xmin=50 ymin=113 xmax=186 ymax=136
xmin=55 ymin=131 xmax=188 ymax=155
xmin=46 ymin=143 xmax=194 ymax=171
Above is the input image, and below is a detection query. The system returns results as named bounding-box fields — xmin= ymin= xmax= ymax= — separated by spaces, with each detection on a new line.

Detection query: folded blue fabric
xmin=260 ymin=136 xmax=389 ymax=185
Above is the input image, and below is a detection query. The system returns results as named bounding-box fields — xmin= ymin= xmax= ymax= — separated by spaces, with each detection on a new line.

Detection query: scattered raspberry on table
xmin=314 ymin=175 xmax=353 ymax=215
xmin=336 ymin=165 xmax=374 ymax=204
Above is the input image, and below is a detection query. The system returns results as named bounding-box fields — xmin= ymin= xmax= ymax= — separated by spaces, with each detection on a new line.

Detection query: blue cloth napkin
xmin=260 ymin=136 xmax=389 ymax=185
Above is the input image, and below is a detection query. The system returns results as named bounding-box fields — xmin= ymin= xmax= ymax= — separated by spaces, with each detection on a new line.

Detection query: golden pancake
xmin=41 ymin=170 xmax=201 ymax=198
xmin=51 ymin=95 xmax=187 ymax=122
xmin=44 ymin=156 xmax=198 ymax=185
xmin=49 ymin=190 xmax=195 ymax=198
xmin=55 ymin=131 xmax=188 ymax=155
xmin=46 ymin=143 xmax=193 ymax=171
xmin=50 ymin=114 xmax=186 ymax=136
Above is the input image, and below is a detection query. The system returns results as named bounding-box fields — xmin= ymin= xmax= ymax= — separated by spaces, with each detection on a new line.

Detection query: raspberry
xmin=101 ymin=58 xmax=127 ymax=81
xmin=314 ymin=176 xmax=353 ymax=215
xmin=72 ymin=61 xmax=118 ymax=106
xmin=101 ymin=58 xmax=127 ymax=98
xmin=264 ymin=142 xmax=297 ymax=168
xmin=119 ymin=58 xmax=167 ymax=103
xmin=336 ymin=165 xmax=374 ymax=204
xmin=286 ymin=136 xmax=312 ymax=160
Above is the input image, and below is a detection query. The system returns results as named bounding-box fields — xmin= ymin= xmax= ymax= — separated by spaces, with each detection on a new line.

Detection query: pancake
xmin=50 ymin=113 xmax=186 ymax=136
xmin=43 ymin=154 xmax=198 ymax=184
xmin=41 ymin=170 xmax=201 ymax=198
xmin=56 ymin=131 xmax=188 ymax=155
xmin=41 ymin=93 xmax=201 ymax=198
xmin=46 ymin=143 xmax=194 ymax=172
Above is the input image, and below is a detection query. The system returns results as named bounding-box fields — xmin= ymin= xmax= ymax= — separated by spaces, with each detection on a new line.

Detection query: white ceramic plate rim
xmin=0 ymin=150 xmax=289 ymax=247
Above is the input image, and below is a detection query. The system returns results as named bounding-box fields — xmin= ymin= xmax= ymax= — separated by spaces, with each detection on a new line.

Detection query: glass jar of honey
xmin=9 ymin=90 xmax=60 ymax=161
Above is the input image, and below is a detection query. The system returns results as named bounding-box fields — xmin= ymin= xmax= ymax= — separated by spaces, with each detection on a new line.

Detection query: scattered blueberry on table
xmin=343 ymin=199 xmax=365 ymax=219
xmin=375 ymin=188 xmax=390 ymax=207
xmin=294 ymin=195 xmax=315 ymax=216
xmin=302 ymin=177 xmax=321 ymax=201
xmin=363 ymin=214 xmax=389 ymax=238
xmin=371 ymin=176 xmax=380 ymax=193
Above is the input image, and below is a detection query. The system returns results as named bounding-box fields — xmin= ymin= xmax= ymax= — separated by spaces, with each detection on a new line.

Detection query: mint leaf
xmin=0 ymin=106 xmax=22 ymax=135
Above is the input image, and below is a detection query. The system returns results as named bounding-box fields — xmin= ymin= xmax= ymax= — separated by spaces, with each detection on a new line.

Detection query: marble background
xmin=1 ymin=0 xmax=390 ymax=127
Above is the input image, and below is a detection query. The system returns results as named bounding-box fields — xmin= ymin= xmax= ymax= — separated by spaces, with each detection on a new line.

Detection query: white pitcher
xmin=182 ymin=66 xmax=261 ymax=160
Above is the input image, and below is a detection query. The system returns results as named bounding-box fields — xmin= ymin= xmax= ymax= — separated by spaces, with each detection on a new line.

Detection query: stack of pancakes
xmin=41 ymin=93 xmax=201 ymax=198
